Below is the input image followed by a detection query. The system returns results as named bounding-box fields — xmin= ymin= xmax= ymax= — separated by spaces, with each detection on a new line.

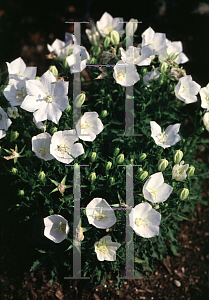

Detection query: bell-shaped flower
xmin=143 ymin=68 xmax=161 ymax=87
xmin=159 ymin=39 xmax=189 ymax=65
xmin=120 ymin=45 xmax=153 ymax=66
xmin=85 ymin=25 xmax=101 ymax=46
xmin=66 ymin=44 xmax=90 ymax=73
xmin=44 ymin=214 xmax=69 ymax=243
xmin=20 ymin=70 xmax=69 ymax=124
xmin=50 ymin=129 xmax=84 ymax=164
xmin=32 ymin=132 xmax=54 ymax=161
xmin=142 ymin=172 xmax=173 ymax=203
xmin=203 ymin=112 xmax=209 ymax=131
xmin=4 ymin=77 xmax=27 ymax=106
xmin=94 ymin=235 xmax=121 ymax=261
xmin=6 ymin=57 xmax=37 ymax=81
xmin=174 ymin=75 xmax=200 ymax=104
xmin=172 ymin=160 xmax=189 ymax=181
xmin=7 ymin=107 xmax=19 ymax=119
xmin=141 ymin=27 xmax=167 ymax=56
xmin=129 ymin=202 xmax=161 ymax=238
xmin=86 ymin=198 xmax=116 ymax=229
xmin=47 ymin=33 xmax=75 ymax=60
xmin=75 ymin=111 xmax=104 ymax=142
xmin=150 ymin=121 xmax=181 ymax=149
xmin=96 ymin=11 xmax=124 ymax=37
xmin=200 ymin=83 xmax=209 ymax=110
xmin=0 ymin=107 xmax=12 ymax=137
xmin=113 ymin=60 xmax=140 ymax=87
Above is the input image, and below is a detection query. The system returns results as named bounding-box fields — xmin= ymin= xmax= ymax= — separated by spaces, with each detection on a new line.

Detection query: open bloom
xmin=120 ymin=45 xmax=153 ymax=66
xmin=113 ymin=60 xmax=140 ymax=86
xmin=32 ymin=132 xmax=54 ymax=161
xmin=129 ymin=202 xmax=161 ymax=238
xmin=66 ymin=44 xmax=90 ymax=73
xmin=174 ymin=75 xmax=201 ymax=104
xmin=200 ymin=83 xmax=209 ymax=110
xmin=47 ymin=33 xmax=75 ymax=60
xmin=44 ymin=214 xmax=69 ymax=243
xmin=4 ymin=78 xmax=27 ymax=106
xmin=142 ymin=172 xmax=173 ymax=203
xmin=6 ymin=57 xmax=37 ymax=81
xmin=172 ymin=161 xmax=189 ymax=181
xmin=20 ymin=70 xmax=69 ymax=124
xmin=159 ymin=39 xmax=189 ymax=65
xmin=86 ymin=198 xmax=116 ymax=229
xmin=0 ymin=107 xmax=12 ymax=138
xmin=143 ymin=68 xmax=161 ymax=87
xmin=203 ymin=112 xmax=209 ymax=131
xmin=141 ymin=27 xmax=167 ymax=56
xmin=150 ymin=121 xmax=181 ymax=149
xmin=96 ymin=12 xmax=124 ymax=37
xmin=75 ymin=112 xmax=104 ymax=142
xmin=50 ymin=129 xmax=84 ymax=164
xmin=94 ymin=235 xmax=121 ymax=261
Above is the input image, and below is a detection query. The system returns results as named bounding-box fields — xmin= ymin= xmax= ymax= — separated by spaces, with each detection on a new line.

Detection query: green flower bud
xmin=38 ymin=171 xmax=46 ymax=181
xmin=106 ymin=161 xmax=112 ymax=171
xmin=174 ymin=149 xmax=183 ymax=164
xmin=137 ymin=167 xmax=143 ymax=175
xmin=187 ymin=166 xmax=195 ymax=177
xmin=179 ymin=188 xmax=189 ymax=201
xmin=167 ymin=84 xmax=174 ymax=93
xmin=18 ymin=190 xmax=24 ymax=196
xmin=110 ymin=30 xmax=120 ymax=45
xmin=116 ymin=153 xmax=124 ymax=164
xmin=10 ymin=130 xmax=19 ymax=142
xmin=74 ymin=93 xmax=86 ymax=108
xmin=158 ymin=158 xmax=169 ymax=172
xmin=51 ymin=127 xmax=57 ymax=135
xmin=35 ymin=76 xmax=40 ymax=79
xmin=91 ymin=152 xmax=97 ymax=162
xmin=104 ymin=36 xmax=111 ymax=48
xmin=25 ymin=150 xmax=32 ymax=158
xmin=196 ymin=126 xmax=205 ymax=134
xmin=63 ymin=57 xmax=70 ymax=69
xmin=114 ymin=147 xmax=120 ymax=156
xmin=139 ymin=153 xmax=147 ymax=162
xmin=139 ymin=171 xmax=149 ymax=181
xmin=65 ymin=104 xmax=71 ymax=112
xmin=11 ymin=167 xmax=18 ymax=174
xmin=141 ymin=68 xmax=148 ymax=77
xmin=109 ymin=177 xmax=115 ymax=185
xmin=90 ymin=57 xmax=97 ymax=64
xmin=89 ymin=172 xmax=96 ymax=182
xmin=100 ymin=110 xmax=108 ymax=118
xmin=160 ymin=62 xmax=168 ymax=73
xmin=92 ymin=45 xmax=101 ymax=57
xmin=49 ymin=65 xmax=58 ymax=77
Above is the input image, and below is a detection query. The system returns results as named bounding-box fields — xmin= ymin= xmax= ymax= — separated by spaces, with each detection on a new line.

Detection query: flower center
xmin=36 ymin=141 xmax=50 ymax=158
xmin=178 ymin=85 xmax=189 ymax=95
xmin=43 ymin=92 xmax=53 ymax=103
xmin=96 ymin=238 xmax=109 ymax=254
xmin=146 ymin=41 xmax=158 ymax=49
xmin=53 ymin=222 xmax=66 ymax=235
xmin=15 ymin=71 xmax=22 ymax=77
xmin=103 ymin=25 xmax=112 ymax=35
xmin=90 ymin=206 xmax=108 ymax=221
xmin=135 ymin=217 xmax=148 ymax=227
xmin=16 ymin=87 xmax=26 ymax=102
xmin=117 ymin=71 xmax=126 ymax=81
xmin=157 ymin=131 xmax=168 ymax=144
xmin=146 ymin=187 xmax=159 ymax=200
xmin=79 ymin=121 xmax=93 ymax=133
xmin=178 ymin=166 xmax=186 ymax=175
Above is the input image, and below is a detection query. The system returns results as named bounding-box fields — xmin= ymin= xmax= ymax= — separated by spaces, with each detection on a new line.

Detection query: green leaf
xmin=135 ymin=257 xmax=145 ymax=264
xmin=30 ymin=259 xmax=41 ymax=271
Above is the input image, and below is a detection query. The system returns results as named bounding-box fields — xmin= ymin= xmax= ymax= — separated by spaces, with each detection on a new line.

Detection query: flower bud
xmin=10 ymin=130 xmax=19 ymax=142
xmin=38 ymin=171 xmax=46 ymax=181
xmin=100 ymin=110 xmax=108 ymax=118
xmin=139 ymin=171 xmax=148 ymax=181
xmin=139 ymin=153 xmax=147 ymax=162
xmin=92 ymin=45 xmax=101 ymax=57
xmin=35 ymin=76 xmax=40 ymax=79
xmin=11 ymin=167 xmax=18 ymax=174
xmin=106 ymin=161 xmax=112 ymax=171
xmin=65 ymin=104 xmax=71 ymax=112
xmin=74 ymin=93 xmax=86 ymax=108
xmin=90 ymin=57 xmax=97 ymax=64
xmin=137 ymin=167 xmax=143 ymax=175
xmin=89 ymin=172 xmax=96 ymax=182
xmin=109 ymin=176 xmax=115 ymax=185
xmin=114 ymin=147 xmax=120 ymax=156
xmin=125 ymin=18 xmax=138 ymax=37
xmin=110 ymin=30 xmax=120 ymax=45
xmin=179 ymin=188 xmax=189 ymax=201
xmin=196 ymin=126 xmax=205 ymax=135
xmin=51 ymin=127 xmax=57 ymax=135
xmin=116 ymin=153 xmax=124 ymax=164
xmin=25 ymin=150 xmax=32 ymax=158
xmin=18 ymin=190 xmax=24 ymax=196
xmin=49 ymin=65 xmax=58 ymax=77
xmin=63 ymin=57 xmax=70 ymax=69
xmin=158 ymin=158 xmax=169 ymax=171
xmin=91 ymin=152 xmax=97 ymax=162
xmin=150 ymin=55 xmax=155 ymax=61
xmin=160 ymin=62 xmax=168 ymax=73
xmin=174 ymin=149 xmax=183 ymax=164
xmin=104 ymin=36 xmax=111 ymax=48
xmin=187 ymin=166 xmax=195 ymax=177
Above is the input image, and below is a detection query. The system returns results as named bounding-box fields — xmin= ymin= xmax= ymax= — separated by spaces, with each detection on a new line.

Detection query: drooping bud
xmin=158 ymin=158 xmax=169 ymax=172
xmin=110 ymin=30 xmax=120 ymax=45
xmin=114 ymin=147 xmax=120 ymax=156
xmin=139 ymin=171 xmax=148 ymax=181
xmin=174 ymin=149 xmax=183 ymax=164
xmin=179 ymin=188 xmax=189 ymax=201
xmin=89 ymin=172 xmax=96 ymax=182
xmin=74 ymin=93 xmax=86 ymax=108
xmin=10 ymin=130 xmax=19 ymax=142
xmin=104 ymin=36 xmax=111 ymax=48
xmin=139 ymin=153 xmax=147 ymax=162
xmin=91 ymin=152 xmax=97 ymax=162
xmin=100 ymin=110 xmax=108 ymax=118
xmin=137 ymin=167 xmax=143 ymax=175
xmin=18 ymin=190 xmax=24 ymax=196
xmin=38 ymin=171 xmax=46 ymax=181
xmin=160 ymin=62 xmax=168 ymax=73
xmin=116 ymin=153 xmax=124 ymax=164
xmin=49 ymin=65 xmax=58 ymax=77
xmin=106 ymin=161 xmax=112 ymax=171
xmin=187 ymin=166 xmax=195 ymax=177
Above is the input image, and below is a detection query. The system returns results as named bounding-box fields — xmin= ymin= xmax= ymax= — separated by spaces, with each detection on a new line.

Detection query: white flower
xmin=150 ymin=121 xmax=181 ymax=149
xmin=6 ymin=57 xmax=37 ymax=81
xmin=142 ymin=172 xmax=173 ymax=203
xmin=0 ymin=107 xmax=12 ymax=135
xmin=120 ymin=45 xmax=153 ymax=66
xmin=3 ymin=77 xmax=27 ymax=106
xmin=129 ymin=202 xmax=161 ymax=238
xmin=86 ymin=198 xmax=116 ymax=229
xmin=32 ymin=132 xmax=54 ymax=161
xmin=143 ymin=68 xmax=161 ymax=87
xmin=47 ymin=33 xmax=75 ymax=60
xmin=50 ymin=129 xmax=84 ymax=164
xmin=159 ymin=39 xmax=189 ymax=64
xmin=33 ymin=117 xmax=46 ymax=131
xmin=200 ymin=83 xmax=209 ymax=110
xmin=44 ymin=214 xmax=69 ymax=243
xmin=174 ymin=75 xmax=200 ymax=104
xmin=141 ymin=27 xmax=167 ymax=56
xmin=66 ymin=44 xmax=90 ymax=73
xmin=172 ymin=160 xmax=189 ymax=181
xmin=113 ymin=60 xmax=140 ymax=87
xmin=7 ymin=107 xmax=19 ymax=119
xmin=0 ymin=130 xmax=6 ymax=139
xmin=75 ymin=111 xmax=104 ymax=142
xmin=125 ymin=18 xmax=138 ymax=37
xmin=203 ymin=111 xmax=209 ymax=131
xmin=85 ymin=25 xmax=101 ymax=46
xmin=96 ymin=11 xmax=124 ymax=37
xmin=20 ymin=70 xmax=69 ymax=124
xmin=94 ymin=235 xmax=121 ymax=261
